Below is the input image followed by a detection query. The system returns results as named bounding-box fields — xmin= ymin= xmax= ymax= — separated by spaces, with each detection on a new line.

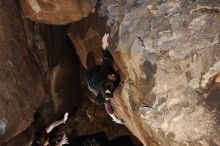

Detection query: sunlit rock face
xmin=0 ymin=0 xmax=44 ymax=144
xmin=69 ymin=0 xmax=220 ymax=145
xmin=20 ymin=0 xmax=97 ymax=24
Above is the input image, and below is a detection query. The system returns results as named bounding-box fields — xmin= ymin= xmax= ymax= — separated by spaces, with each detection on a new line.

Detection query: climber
xmin=32 ymin=112 xmax=69 ymax=146
xmin=86 ymin=33 xmax=125 ymax=125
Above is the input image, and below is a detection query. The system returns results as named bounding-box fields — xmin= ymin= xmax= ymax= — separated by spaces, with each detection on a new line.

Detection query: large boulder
xmin=3 ymin=23 xmax=83 ymax=146
xmin=68 ymin=0 xmax=220 ymax=145
xmin=0 ymin=0 xmax=44 ymax=144
xmin=20 ymin=0 xmax=97 ymax=24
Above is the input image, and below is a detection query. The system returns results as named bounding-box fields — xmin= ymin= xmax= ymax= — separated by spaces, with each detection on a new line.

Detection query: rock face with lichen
xmin=69 ymin=0 xmax=220 ymax=145
xmin=20 ymin=0 xmax=97 ymax=24
xmin=0 ymin=0 xmax=44 ymax=145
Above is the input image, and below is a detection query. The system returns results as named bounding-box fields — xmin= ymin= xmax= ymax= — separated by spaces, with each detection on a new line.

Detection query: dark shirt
xmin=86 ymin=50 xmax=119 ymax=115
xmin=86 ymin=50 xmax=115 ymax=91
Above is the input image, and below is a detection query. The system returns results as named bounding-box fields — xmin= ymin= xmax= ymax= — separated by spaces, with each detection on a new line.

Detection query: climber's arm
xmin=45 ymin=112 xmax=68 ymax=133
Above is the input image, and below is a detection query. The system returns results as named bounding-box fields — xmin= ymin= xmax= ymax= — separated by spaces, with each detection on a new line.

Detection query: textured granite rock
xmin=20 ymin=0 xmax=97 ymax=24
xmin=0 ymin=0 xmax=44 ymax=144
xmin=69 ymin=0 xmax=220 ymax=145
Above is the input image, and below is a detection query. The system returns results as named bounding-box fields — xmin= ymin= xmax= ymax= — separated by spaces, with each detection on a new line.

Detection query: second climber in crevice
xmin=86 ymin=33 xmax=125 ymax=125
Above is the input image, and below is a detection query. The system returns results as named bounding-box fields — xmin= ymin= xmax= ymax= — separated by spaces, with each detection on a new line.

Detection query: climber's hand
xmin=57 ymin=134 xmax=68 ymax=146
xmin=102 ymin=33 xmax=109 ymax=50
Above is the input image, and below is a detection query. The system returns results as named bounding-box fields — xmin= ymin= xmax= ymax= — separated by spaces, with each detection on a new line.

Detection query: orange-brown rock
xmin=0 ymin=0 xmax=44 ymax=144
xmin=19 ymin=0 xmax=96 ymax=24
xmin=69 ymin=0 xmax=220 ymax=145
xmin=68 ymin=13 xmax=107 ymax=69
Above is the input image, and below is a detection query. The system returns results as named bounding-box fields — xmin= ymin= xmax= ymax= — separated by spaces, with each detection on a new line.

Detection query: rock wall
xmin=68 ymin=13 xmax=107 ymax=70
xmin=69 ymin=0 xmax=220 ymax=145
xmin=0 ymin=0 xmax=44 ymax=144
xmin=20 ymin=0 xmax=97 ymax=24
xmin=3 ymin=24 xmax=83 ymax=146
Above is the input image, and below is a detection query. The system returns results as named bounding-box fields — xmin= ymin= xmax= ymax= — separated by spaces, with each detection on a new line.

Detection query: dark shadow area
xmin=68 ymin=132 xmax=108 ymax=146
xmin=67 ymin=132 xmax=138 ymax=146
xmin=35 ymin=24 xmax=82 ymax=125
xmin=109 ymin=136 xmax=136 ymax=146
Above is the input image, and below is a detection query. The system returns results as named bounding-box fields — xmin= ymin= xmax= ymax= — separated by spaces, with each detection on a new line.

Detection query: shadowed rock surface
xmin=3 ymin=24 xmax=83 ymax=146
xmin=0 ymin=0 xmax=44 ymax=144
